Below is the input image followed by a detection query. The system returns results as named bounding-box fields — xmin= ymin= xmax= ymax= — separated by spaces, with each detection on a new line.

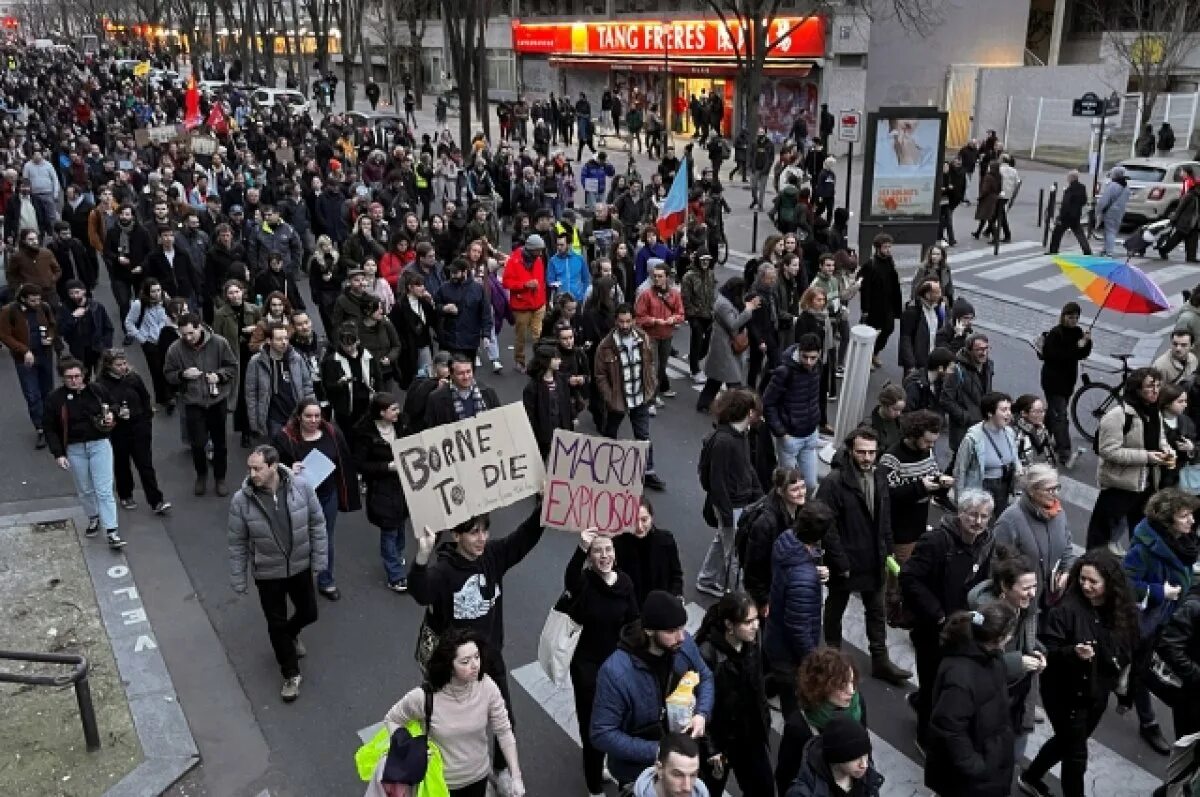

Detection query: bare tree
xmin=1079 ymin=0 xmax=1200 ymax=127
xmin=335 ymin=0 xmax=369 ymax=110
xmin=702 ymin=0 xmax=940 ymax=143
xmin=444 ymin=0 xmax=487 ymax=149
xmin=387 ymin=0 xmax=431 ymax=109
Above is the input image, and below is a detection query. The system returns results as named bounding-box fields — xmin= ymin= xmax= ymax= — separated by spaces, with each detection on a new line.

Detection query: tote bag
xmin=537 ymin=591 xmax=582 ymax=687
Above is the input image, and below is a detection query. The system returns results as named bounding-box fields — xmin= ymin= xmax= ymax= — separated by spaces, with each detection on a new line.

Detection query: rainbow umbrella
xmin=1051 ymin=254 xmax=1170 ymax=329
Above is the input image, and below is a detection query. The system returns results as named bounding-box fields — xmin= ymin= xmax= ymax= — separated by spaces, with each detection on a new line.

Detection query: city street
xmin=3 ymin=96 xmax=1194 ymax=797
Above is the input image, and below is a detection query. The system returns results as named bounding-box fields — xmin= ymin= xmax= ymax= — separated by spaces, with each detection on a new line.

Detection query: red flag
xmin=183 ymin=75 xmax=201 ymax=129
xmin=206 ymin=103 xmax=228 ymax=136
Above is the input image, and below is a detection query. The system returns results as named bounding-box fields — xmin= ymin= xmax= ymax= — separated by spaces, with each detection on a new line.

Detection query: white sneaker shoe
xmin=648 ymin=404 xmax=657 ymax=416
xmin=691 ymin=372 xmax=707 ymax=385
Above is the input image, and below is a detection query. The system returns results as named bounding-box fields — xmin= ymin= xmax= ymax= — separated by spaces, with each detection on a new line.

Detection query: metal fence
xmin=1002 ymin=91 xmax=1200 ymax=170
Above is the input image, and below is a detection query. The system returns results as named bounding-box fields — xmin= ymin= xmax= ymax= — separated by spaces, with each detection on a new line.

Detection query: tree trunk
xmin=474 ymin=1 xmax=489 ymax=141
xmin=291 ymin=0 xmax=307 ymax=88
xmin=446 ymin=8 xmax=475 ymax=153
xmin=384 ymin=4 xmax=398 ymax=110
xmin=206 ymin=0 xmax=218 ymax=67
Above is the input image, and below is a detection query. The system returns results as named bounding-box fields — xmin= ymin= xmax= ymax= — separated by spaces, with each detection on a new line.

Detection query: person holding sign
xmin=408 ymin=498 xmax=546 ymax=787
xmin=273 ymin=397 xmax=360 ymax=601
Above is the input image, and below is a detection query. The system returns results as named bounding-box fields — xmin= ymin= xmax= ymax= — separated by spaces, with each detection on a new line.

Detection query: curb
xmin=2 ymin=503 xmax=199 ymax=796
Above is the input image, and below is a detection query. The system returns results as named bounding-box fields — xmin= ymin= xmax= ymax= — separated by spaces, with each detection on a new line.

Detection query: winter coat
xmin=0 ymin=300 xmax=57 ymax=359
xmin=48 ymin=237 xmax=98 ymax=298
xmin=353 ymin=418 xmax=409 ymax=529
xmin=763 ymin=345 xmax=822 ymax=439
xmin=162 ymin=326 xmax=239 ymax=407
xmin=1040 ymin=322 xmax=1091 ymax=397
xmin=244 ymin=347 xmax=315 ymax=436
xmin=43 ymin=383 xmax=115 ymax=457
xmin=57 ymin=300 xmax=113 ymax=359
xmin=925 ymin=638 xmax=1016 ymax=797
xmin=878 ymin=439 xmax=943 ymax=546
xmin=273 ymin=420 xmax=361 ymax=513
xmin=704 ymin=293 xmax=751 ymax=385
xmin=563 ymin=548 xmax=640 ymax=667
xmin=816 ymin=463 xmax=892 ymax=591
xmin=594 ymin=327 xmax=656 ymax=413
xmin=424 ymin=382 xmax=502 ymax=428
xmin=993 ymin=495 xmax=1077 ymax=613
xmin=1155 ymin=585 xmax=1200 ymax=691
xmin=523 ymin=373 xmax=574 ymax=458
xmin=321 ymin=347 xmax=381 ymax=422
xmin=697 ymin=633 xmax=770 ymax=754
xmin=226 ymin=460 xmax=327 ymax=593
xmin=252 ymin=267 xmax=307 ymax=312
xmin=408 ymin=505 xmax=545 ymax=650
xmin=1096 ymin=400 xmax=1168 ymax=493
xmin=785 ymin=737 xmax=885 ymax=797
xmin=635 ymin=286 xmax=684 ymax=342
xmin=502 ymin=247 xmax=547 ymax=312
xmin=1059 ymin=180 xmax=1088 ymax=224
xmin=145 ymin=249 xmax=199 ymax=301
xmin=6 ymin=245 xmax=62 ymax=295
xmin=433 ymin=278 xmax=493 ymax=352
xmin=704 ymin=423 xmax=763 ymax=526
xmin=206 ymin=241 xmax=247 ymax=299
xmin=940 ymin=351 xmax=994 ymax=439
xmin=1124 ymin=518 xmax=1196 ymax=633
xmin=591 ymin=624 xmax=715 ymax=785
xmin=356 ymin=318 xmax=402 ymax=379
xmin=900 ymin=516 xmax=992 ymax=630
xmin=763 ymin=530 xmax=824 ymax=670
xmin=953 ymin=421 xmax=1020 ymax=493
xmin=859 ymin=254 xmax=902 ymax=325
xmin=680 ymin=264 xmax=716 ymax=320
xmin=1173 ymin=187 xmax=1200 ymax=235
xmin=212 ymin=301 xmax=263 ymax=364
xmin=975 ymin=173 xmax=1000 ymax=221
xmin=898 ymin=301 xmax=944 ymax=371
xmin=613 ymin=528 xmax=684 ymax=606
xmin=546 ymin=251 xmax=591 ymax=302
xmin=250 ymin=220 xmax=303 ymax=274
xmin=1097 ymin=177 xmax=1130 ymax=230
xmin=1040 ymin=591 xmax=1133 ymax=703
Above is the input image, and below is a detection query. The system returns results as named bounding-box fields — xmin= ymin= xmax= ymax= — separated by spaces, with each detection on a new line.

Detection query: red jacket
xmin=379 ymin=250 xmax=414 ymax=290
xmin=635 ymin=286 xmax=685 ymax=340
xmin=502 ymin=247 xmax=547 ymax=312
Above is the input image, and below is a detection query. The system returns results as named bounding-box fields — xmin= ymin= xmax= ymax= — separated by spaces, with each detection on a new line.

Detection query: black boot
xmin=1140 ymin=723 xmax=1171 ymax=756
xmin=871 ymin=654 xmax=913 ymax=686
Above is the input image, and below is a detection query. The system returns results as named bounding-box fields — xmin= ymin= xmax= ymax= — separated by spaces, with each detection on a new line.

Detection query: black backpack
xmin=733 ymin=495 xmax=772 ymax=567
xmin=698 ymin=429 xmax=720 ymax=493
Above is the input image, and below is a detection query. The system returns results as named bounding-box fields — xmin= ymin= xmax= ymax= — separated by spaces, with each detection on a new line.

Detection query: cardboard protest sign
xmin=392 ymin=403 xmax=545 ymax=531
xmin=541 ymin=430 xmax=648 ymax=534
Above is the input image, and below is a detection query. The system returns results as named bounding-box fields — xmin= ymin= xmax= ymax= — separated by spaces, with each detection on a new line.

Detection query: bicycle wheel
xmin=1071 ymin=382 xmax=1116 ymax=443
xmin=717 ymin=234 xmax=729 ymax=265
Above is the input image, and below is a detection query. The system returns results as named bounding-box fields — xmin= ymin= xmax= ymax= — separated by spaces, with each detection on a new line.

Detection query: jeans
xmin=602 ymin=402 xmax=655 ymax=472
xmin=774 ymin=430 xmax=822 ymax=491
xmin=15 ymin=354 xmax=55 ymax=429
xmin=652 ymin=336 xmax=672 ymax=396
xmin=1046 ymin=392 xmax=1073 ymax=460
xmin=184 ymin=402 xmax=228 ymax=479
xmin=380 ymin=526 xmax=406 ymax=584
xmin=1103 ymin=217 xmax=1119 ymax=256
xmin=111 ymin=421 xmax=164 ymax=505
xmin=512 ymin=307 xmax=545 ymax=367
xmin=31 ymin=192 xmax=58 ymax=231
xmin=316 ymin=490 xmax=339 ymax=590
xmin=697 ymin=507 xmax=744 ymax=593
xmin=67 ymin=439 xmax=118 ymax=531
xmin=254 ymin=569 xmax=319 ymax=678
xmin=750 ymin=170 xmax=770 ymax=206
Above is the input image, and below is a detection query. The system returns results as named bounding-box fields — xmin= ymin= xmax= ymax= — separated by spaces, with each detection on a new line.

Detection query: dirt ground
xmin=0 ymin=518 xmax=142 ymax=796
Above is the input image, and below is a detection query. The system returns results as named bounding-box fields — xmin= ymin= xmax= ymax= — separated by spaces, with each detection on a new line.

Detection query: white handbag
xmin=537 ymin=592 xmax=581 ymax=687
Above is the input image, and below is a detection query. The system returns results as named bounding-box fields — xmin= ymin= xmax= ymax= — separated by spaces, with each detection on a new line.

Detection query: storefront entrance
xmin=670 ymin=77 xmax=732 ymax=136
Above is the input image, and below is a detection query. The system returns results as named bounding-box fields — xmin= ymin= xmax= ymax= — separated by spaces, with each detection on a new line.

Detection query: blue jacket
xmin=1124 ymin=518 xmax=1195 ymax=635
xmin=581 ymin=159 xmax=616 ymax=197
xmin=1097 ymin=178 xmax=1130 ymax=227
xmin=763 ymin=345 xmax=822 ymax=438
xmin=591 ymin=625 xmax=715 ymax=785
xmin=634 ymin=242 xmax=676 ymax=286
xmin=546 ymin=251 xmax=591 ymax=301
xmin=432 ymin=278 xmax=493 ymax=352
xmin=764 ymin=530 xmax=823 ymax=669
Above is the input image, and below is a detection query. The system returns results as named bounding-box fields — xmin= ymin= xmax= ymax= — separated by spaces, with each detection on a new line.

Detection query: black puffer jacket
xmin=785 ymin=736 xmax=885 ymax=797
xmin=925 ymin=638 xmax=1015 ymax=797
xmin=696 ymin=632 xmax=770 ymax=755
xmin=899 ymin=516 xmax=992 ymax=630
xmin=763 ymin=345 xmax=822 ymax=439
xmin=940 ymin=349 xmax=994 ymax=438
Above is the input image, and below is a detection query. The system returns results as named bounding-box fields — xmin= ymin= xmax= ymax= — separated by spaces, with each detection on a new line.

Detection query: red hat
xmin=329 ymin=158 xmax=342 ymax=170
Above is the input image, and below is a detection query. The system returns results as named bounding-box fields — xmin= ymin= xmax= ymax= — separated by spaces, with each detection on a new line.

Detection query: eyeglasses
xmin=962 ymin=511 xmax=991 ymax=523
xmin=1039 ymin=484 xmax=1062 ymax=494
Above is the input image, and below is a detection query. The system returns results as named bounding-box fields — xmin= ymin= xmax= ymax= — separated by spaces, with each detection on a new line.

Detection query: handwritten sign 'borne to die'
xmin=392 ymin=403 xmax=545 ymax=531
xmin=541 ymin=430 xmax=648 ymax=534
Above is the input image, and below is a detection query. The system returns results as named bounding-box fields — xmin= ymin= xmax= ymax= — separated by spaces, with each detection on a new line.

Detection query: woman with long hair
xmin=381 ymin=630 xmax=526 ymax=797
xmin=562 ymin=529 xmax=639 ymax=797
xmin=307 ymin=234 xmax=344 ymax=334
xmin=695 ymin=591 xmax=773 ymax=797
xmin=248 ymin=291 xmax=295 ymax=350
xmin=1013 ymin=393 xmax=1061 ymax=469
xmin=776 ymin=647 xmax=868 ymax=795
xmin=273 ymin=397 xmax=361 ymax=601
xmin=342 ymin=214 xmax=386 ymax=267
xmin=125 ymin=277 xmax=172 ymax=408
xmin=361 ymin=257 xmax=395 ymax=315
xmin=1019 ymin=550 xmax=1139 ymax=797
xmin=353 ymin=392 xmax=410 ymax=593
xmin=742 ymin=466 xmax=808 ymax=610
xmin=581 ymin=276 xmax=618 ymax=426
xmin=1159 ymin=382 xmax=1198 ymax=490
xmin=909 ymin=243 xmax=954 ymax=308
xmin=925 ymin=601 xmax=1019 ymax=797
xmin=697 ymin=275 xmax=760 ymax=414
xmin=610 ymin=239 xmax=636 ymax=301
xmin=613 ymin=497 xmax=684 ymax=607
xmin=522 ymin=341 xmax=574 ymax=459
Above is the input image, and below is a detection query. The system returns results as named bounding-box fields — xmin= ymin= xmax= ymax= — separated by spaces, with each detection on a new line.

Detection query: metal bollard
xmin=1037 ymin=188 xmax=1044 ymax=229
xmin=751 ymin=210 xmax=759 ymax=255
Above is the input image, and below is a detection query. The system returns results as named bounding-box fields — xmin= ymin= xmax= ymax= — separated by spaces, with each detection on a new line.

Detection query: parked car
xmin=1115 ymin=157 xmax=1200 ymax=226
xmin=346 ymin=110 xmax=405 ymax=147
xmin=251 ymin=88 xmax=309 ymax=116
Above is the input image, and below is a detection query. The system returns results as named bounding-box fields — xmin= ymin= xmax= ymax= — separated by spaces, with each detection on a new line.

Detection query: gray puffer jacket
xmin=244 ymin=347 xmax=316 ymax=435
xmin=228 ymin=466 xmax=328 ymax=592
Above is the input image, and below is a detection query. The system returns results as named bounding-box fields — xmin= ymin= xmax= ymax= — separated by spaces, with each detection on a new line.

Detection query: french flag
xmin=655 ymin=155 xmax=690 ymax=241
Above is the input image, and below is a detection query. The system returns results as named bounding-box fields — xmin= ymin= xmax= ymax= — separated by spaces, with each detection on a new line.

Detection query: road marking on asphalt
xmin=976 ymin=256 xmax=1055 ymax=281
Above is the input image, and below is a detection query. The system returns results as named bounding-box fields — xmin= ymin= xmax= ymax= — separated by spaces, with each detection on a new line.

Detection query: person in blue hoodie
xmin=546 ymin=233 xmax=590 ymax=305
xmin=591 ymin=589 xmax=715 ymax=789
xmin=634 ymin=227 xmax=676 ymax=288
xmin=581 ymin=152 xmax=616 ymax=210
xmin=764 ymin=500 xmax=835 ymax=719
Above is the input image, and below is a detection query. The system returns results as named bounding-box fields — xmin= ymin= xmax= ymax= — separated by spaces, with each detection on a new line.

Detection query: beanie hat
xmin=950 ymin=297 xmax=975 ymax=321
xmin=641 ymin=590 xmax=688 ymax=631
xmin=821 ymin=714 xmax=871 ymax=765
xmin=525 ymin=233 xmax=545 ymax=250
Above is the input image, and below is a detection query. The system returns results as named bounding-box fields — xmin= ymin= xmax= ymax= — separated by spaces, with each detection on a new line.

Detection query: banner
xmin=541 ymin=430 xmax=648 ymax=535
xmin=868 ymin=116 xmax=940 ymax=218
xmin=392 ymin=403 xmax=545 ymax=531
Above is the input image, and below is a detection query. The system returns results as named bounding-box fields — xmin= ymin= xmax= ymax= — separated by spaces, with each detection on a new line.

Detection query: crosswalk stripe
xmin=1026 ymin=274 xmax=1073 ymax=292
xmin=976 ymin=257 xmax=1054 ymax=281
xmin=947 ymin=241 xmax=1044 ymax=267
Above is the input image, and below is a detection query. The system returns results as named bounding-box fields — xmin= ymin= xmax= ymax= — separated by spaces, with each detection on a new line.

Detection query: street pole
xmin=844 ymin=141 xmax=853 ymax=212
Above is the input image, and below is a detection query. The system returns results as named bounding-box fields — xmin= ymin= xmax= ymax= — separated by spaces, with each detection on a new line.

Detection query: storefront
xmin=511 ymin=17 xmax=826 ymax=141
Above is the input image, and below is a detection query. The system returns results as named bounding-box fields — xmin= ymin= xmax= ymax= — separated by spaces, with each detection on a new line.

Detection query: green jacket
xmin=680 ymin=264 xmax=716 ymax=320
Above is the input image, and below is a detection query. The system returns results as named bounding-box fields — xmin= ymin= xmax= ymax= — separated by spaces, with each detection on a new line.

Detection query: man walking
xmin=502 ymin=234 xmax=548 ymax=372
xmin=245 ymin=323 xmax=315 ymax=441
xmin=1047 ymin=170 xmax=1092 ymax=255
xmin=228 ymin=445 xmax=327 ymax=702
xmin=940 ymin=333 xmax=994 ymax=452
xmin=0 ymin=284 xmax=58 ymax=448
xmin=423 ymin=356 xmax=501 ymax=429
xmin=748 ymin=128 xmax=775 ymax=211
xmin=22 ymin=146 xmax=62 ymax=232
xmin=164 ymin=313 xmax=239 ymax=496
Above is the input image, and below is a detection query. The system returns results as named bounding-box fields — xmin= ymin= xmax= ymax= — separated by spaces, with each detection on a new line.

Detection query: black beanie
xmin=821 ymin=714 xmax=871 ymax=765
xmin=641 ymin=590 xmax=688 ymax=631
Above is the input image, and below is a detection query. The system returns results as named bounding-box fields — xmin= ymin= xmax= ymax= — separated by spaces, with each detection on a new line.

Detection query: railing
xmin=0 ymin=650 xmax=101 ymax=751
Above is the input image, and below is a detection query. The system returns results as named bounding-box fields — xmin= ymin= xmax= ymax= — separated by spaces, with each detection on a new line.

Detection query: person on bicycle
xmin=1040 ymin=301 xmax=1092 ymax=465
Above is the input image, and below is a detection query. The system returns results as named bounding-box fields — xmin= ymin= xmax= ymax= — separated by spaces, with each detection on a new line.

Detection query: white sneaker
xmin=654 ymin=396 xmax=665 ymax=407
xmin=492 ymin=768 xmax=514 ymax=797
xmin=475 ymin=356 xmax=482 ymax=367
xmin=648 ymin=404 xmax=657 ymax=416
xmin=692 ymin=372 xmax=707 ymax=385
xmin=492 ymin=360 xmax=504 ymax=374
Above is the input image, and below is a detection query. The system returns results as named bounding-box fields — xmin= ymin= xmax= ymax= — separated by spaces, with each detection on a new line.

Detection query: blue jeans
xmin=774 ymin=430 xmax=823 ymax=491
xmin=602 ymin=402 xmax=655 ymax=472
xmin=380 ymin=527 xmax=406 ymax=584
xmin=16 ymin=354 xmax=55 ymax=429
xmin=317 ymin=490 xmax=339 ymax=590
xmin=67 ymin=440 xmax=118 ymax=531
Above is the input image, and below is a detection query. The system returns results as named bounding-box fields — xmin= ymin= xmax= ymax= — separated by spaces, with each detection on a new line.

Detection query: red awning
xmin=547 ymin=55 xmax=812 ymax=77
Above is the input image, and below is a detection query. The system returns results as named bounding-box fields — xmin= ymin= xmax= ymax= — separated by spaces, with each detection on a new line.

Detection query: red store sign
xmin=512 ymin=17 xmax=826 ymax=60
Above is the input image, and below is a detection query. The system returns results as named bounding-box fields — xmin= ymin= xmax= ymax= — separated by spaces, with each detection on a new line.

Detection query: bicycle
xmin=1070 ymin=352 xmax=1135 ymax=444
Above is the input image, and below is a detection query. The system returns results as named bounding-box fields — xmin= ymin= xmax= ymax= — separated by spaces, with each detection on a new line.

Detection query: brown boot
xmin=872 ymin=654 xmax=912 ymax=686
xmin=194 ymin=476 xmax=207 ymax=496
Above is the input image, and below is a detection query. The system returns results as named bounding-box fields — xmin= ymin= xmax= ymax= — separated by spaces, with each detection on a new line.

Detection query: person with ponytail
xmin=925 ymin=601 xmax=1019 ymax=797
xmin=1019 ymin=550 xmax=1139 ymax=797
xmin=694 ymin=591 xmax=773 ymax=797
xmin=967 ymin=546 xmax=1045 ymax=760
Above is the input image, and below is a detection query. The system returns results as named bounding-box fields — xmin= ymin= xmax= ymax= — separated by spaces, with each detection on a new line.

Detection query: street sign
xmin=838 ymin=110 xmax=861 ymax=143
xmin=1072 ymin=91 xmax=1120 ymax=118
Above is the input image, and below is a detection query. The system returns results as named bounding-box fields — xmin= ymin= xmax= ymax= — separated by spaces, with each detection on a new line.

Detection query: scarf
xmin=452 ymin=383 xmax=488 ymax=419
xmin=118 ymin=220 xmax=132 ymax=255
xmin=803 ymin=691 xmax=863 ymax=731
xmin=1134 ymin=397 xmax=1162 ymax=452
xmin=808 ymin=307 xmax=836 ymax=352
xmin=1160 ymin=523 xmax=1200 ymax=571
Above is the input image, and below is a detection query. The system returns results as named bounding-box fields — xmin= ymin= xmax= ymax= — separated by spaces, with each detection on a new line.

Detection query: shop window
xmin=487 ymin=49 xmax=516 ymax=92
xmin=836 ymin=53 xmax=865 ymax=68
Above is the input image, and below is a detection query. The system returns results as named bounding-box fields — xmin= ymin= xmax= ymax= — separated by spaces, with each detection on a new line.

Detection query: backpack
xmin=777 ymin=190 xmax=799 ymax=225
xmin=1031 ymin=329 xmax=1049 ymax=360
xmin=718 ymin=139 xmax=732 ymax=160
xmin=698 ymin=429 xmax=719 ymax=493
xmin=1093 ymin=409 xmax=1135 ymax=455
xmin=733 ymin=495 xmax=772 ymax=568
